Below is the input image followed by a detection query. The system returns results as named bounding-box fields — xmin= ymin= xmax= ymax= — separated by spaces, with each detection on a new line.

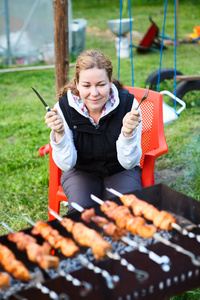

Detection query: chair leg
xmin=48 ymin=198 xmax=61 ymax=221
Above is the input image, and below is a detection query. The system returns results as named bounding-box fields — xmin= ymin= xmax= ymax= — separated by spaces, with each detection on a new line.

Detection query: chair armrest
xmin=141 ymin=145 xmax=168 ymax=187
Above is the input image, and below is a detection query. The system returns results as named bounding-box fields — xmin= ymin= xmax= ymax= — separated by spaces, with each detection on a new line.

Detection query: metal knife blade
xmin=31 ymin=86 xmax=51 ymax=111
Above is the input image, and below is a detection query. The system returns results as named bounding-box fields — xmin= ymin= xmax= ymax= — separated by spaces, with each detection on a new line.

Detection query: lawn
xmin=0 ymin=0 xmax=200 ymax=299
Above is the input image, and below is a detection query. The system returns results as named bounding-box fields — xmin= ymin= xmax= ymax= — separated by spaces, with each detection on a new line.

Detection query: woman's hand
xmin=45 ymin=108 xmax=65 ymax=142
xmin=122 ymin=108 xmax=141 ymax=138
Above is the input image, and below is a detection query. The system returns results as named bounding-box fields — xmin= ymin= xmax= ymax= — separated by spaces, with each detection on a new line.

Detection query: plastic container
xmin=71 ymin=18 xmax=87 ymax=54
xmin=115 ymin=36 xmax=130 ymax=58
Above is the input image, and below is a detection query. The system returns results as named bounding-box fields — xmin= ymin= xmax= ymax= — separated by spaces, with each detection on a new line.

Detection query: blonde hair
xmin=60 ymin=49 xmax=123 ymax=99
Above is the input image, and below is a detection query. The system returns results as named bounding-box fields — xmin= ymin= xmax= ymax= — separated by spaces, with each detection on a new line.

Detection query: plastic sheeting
xmin=0 ymin=0 xmax=86 ymax=65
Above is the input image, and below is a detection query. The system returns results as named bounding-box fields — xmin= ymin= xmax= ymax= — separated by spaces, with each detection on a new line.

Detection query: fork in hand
xmin=136 ymin=85 xmax=149 ymax=110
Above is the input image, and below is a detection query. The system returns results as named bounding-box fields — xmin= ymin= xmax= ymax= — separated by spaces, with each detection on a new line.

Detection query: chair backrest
xmin=124 ymin=86 xmax=167 ymax=169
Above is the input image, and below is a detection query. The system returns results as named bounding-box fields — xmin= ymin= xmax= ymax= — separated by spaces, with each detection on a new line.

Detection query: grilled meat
xmin=32 ymin=221 xmax=79 ymax=257
xmin=60 ymin=218 xmax=112 ymax=260
xmin=0 ymin=243 xmax=31 ymax=282
xmin=120 ymin=195 xmax=176 ymax=230
xmin=100 ymin=201 xmax=157 ymax=238
xmin=7 ymin=231 xmax=59 ymax=270
xmin=81 ymin=207 xmax=127 ymax=241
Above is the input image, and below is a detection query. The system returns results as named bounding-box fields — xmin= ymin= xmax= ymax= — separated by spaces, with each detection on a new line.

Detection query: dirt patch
xmin=86 ymin=26 xmax=143 ymax=44
xmin=86 ymin=26 xmax=116 ymax=41
xmin=154 ymin=168 xmax=185 ymax=186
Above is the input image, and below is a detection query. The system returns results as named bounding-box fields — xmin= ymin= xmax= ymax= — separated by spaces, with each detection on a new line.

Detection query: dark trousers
xmin=61 ymin=166 xmax=142 ymax=215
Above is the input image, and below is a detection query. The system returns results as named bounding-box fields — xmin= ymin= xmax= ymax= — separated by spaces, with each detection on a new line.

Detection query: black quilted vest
xmin=59 ymin=89 xmax=134 ymax=176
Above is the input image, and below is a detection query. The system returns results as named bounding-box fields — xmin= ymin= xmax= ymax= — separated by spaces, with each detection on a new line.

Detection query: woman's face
xmin=76 ymin=67 xmax=112 ymax=115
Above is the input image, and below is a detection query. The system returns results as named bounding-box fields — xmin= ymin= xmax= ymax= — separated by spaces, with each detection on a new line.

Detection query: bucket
xmin=42 ymin=43 xmax=55 ymax=64
xmin=115 ymin=37 xmax=130 ymax=58
xmin=72 ymin=18 xmax=87 ymax=55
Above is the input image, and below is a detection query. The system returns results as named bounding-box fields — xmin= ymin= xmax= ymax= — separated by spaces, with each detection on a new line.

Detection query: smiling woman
xmin=44 ymin=49 xmax=143 ymax=215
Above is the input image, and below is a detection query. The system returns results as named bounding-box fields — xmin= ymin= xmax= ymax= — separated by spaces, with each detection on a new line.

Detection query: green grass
xmin=0 ymin=1 xmax=200 ymax=299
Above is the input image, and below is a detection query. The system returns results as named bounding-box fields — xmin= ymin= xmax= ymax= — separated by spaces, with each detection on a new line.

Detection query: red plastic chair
xmin=48 ymin=87 xmax=168 ymax=220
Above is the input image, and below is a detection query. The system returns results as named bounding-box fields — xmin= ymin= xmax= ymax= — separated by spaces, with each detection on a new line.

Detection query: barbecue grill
xmin=1 ymin=183 xmax=200 ymax=300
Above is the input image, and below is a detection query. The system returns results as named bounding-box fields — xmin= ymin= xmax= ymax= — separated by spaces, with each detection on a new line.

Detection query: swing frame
xmin=117 ymin=0 xmax=186 ymax=126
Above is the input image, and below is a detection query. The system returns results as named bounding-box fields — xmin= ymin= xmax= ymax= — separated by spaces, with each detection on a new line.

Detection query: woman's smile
xmin=88 ymin=98 xmax=102 ymax=102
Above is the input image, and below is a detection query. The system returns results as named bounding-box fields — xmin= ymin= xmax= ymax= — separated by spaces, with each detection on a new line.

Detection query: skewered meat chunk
xmin=8 ymin=231 xmax=37 ymax=251
xmin=100 ymin=201 xmax=156 ymax=238
xmin=35 ymin=254 xmax=59 ymax=270
xmin=102 ymin=222 xmax=127 ymax=241
xmin=121 ymin=196 xmax=150 ymax=216
xmin=60 ymin=218 xmax=112 ymax=260
xmin=8 ymin=231 xmax=59 ymax=270
xmin=125 ymin=216 xmax=146 ymax=232
xmin=136 ymin=224 xmax=157 ymax=238
xmin=82 ymin=208 xmax=109 ymax=227
xmin=81 ymin=208 xmax=97 ymax=223
xmin=153 ymin=210 xmax=176 ymax=231
xmin=0 ymin=272 xmax=10 ymax=289
xmin=101 ymin=201 xmax=118 ymax=213
xmin=141 ymin=204 xmax=159 ymax=221
xmin=91 ymin=215 xmax=109 ymax=227
xmin=109 ymin=206 xmax=131 ymax=220
xmin=116 ymin=213 xmax=156 ymax=238
xmin=119 ymin=194 xmax=138 ymax=206
xmin=0 ymin=243 xmax=31 ymax=282
xmin=59 ymin=218 xmax=74 ymax=233
xmin=26 ymin=243 xmax=59 ymax=269
xmin=81 ymin=207 xmax=127 ymax=241
xmin=120 ymin=195 xmax=176 ymax=230
xmin=8 ymin=232 xmax=50 ymax=254
xmin=32 ymin=221 xmax=79 ymax=257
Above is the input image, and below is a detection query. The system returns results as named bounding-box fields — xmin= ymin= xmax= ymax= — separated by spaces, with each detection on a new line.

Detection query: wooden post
xmin=53 ymin=0 xmax=69 ymax=101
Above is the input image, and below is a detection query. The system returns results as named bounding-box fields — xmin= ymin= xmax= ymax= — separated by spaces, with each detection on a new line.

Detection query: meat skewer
xmin=72 ymin=203 xmax=127 ymax=241
xmin=22 ymin=216 xmax=114 ymax=290
xmin=1 ymin=222 xmax=59 ymax=270
xmin=106 ymin=188 xmax=176 ymax=230
xmin=30 ymin=220 xmax=79 ymax=258
xmin=0 ymin=243 xmax=31 ymax=282
xmin=90 ymin=197 xmax=157 ymax=239
xmin=0 ymin=224 xmax=74 ymax=298
xmin=91 ymin=194 xmax=200 ymax=267
xmin=71 ymin=202 xmax=171 ymax=272
xmin=1 ymin=222 xmax=71 ymax=298
xmin=57 ymin=216 xmax=112 ymax=260
xmin=107 ymin=188 xmax=200 ymax=243
xmin=49 ymin=208 xmax=149 ymax=282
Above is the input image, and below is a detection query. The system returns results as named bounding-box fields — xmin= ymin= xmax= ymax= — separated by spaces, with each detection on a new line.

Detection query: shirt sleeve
xmin=116 ymin=98 xmax=142 ymax=169
xmin=50 ymin=102 xmax=77 ymax=172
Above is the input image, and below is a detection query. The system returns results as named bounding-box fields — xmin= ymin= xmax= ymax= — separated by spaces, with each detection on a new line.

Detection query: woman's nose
xmin=90 ymin=86 xmax=99 ymax=96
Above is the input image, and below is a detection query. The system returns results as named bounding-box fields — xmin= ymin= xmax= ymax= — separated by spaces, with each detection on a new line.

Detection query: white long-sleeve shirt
xmin=50 ymin=84 xmax=142 ymax=172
